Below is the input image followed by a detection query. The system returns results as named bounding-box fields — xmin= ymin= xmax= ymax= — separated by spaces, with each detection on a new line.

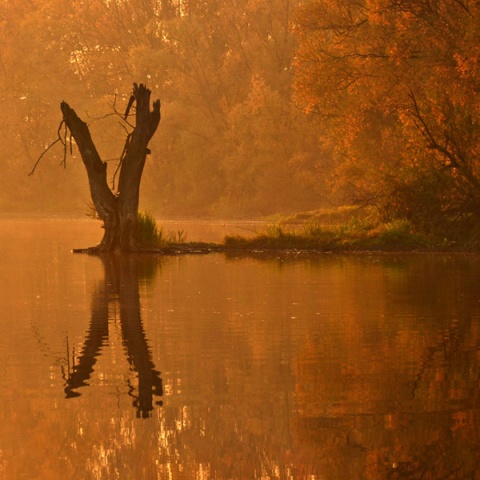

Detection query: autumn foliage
xmin=1 ymin=0 xmax=479 ymax=235
xmin=294 ymin=0 xmax=480 ymax=238
xmin=0 ymin=0 xmax=325 ymax=217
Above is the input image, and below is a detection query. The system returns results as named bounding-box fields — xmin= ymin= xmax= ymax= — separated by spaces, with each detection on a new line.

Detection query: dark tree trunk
xmin=61 ymin=83 xmax=161 ymax=253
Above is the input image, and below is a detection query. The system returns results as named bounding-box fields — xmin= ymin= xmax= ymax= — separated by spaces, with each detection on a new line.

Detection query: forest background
xmin=1 ymin=0 xmax=479 ymax=239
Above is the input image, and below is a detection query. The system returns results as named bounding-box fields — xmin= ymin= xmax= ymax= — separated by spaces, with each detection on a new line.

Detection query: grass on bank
xmin=132 ymin=207 xmax=474 ymax=252
xmin=135 ymin=211 xmax=186 ymax=248
xmin=84 ymin=206 xmax=187 ymax=248
xmin=224 ymin=215 xmax=455 ymax=252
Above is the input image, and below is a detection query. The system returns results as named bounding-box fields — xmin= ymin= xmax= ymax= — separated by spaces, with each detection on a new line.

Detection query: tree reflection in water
xmin=63 ymin=255 xmax=163 ymax=418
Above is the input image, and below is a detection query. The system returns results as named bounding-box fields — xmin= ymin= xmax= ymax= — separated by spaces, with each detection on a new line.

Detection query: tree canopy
xmin=2 ymin=0 xmax=479 ymax=235
xmin=2 ymin=0 xmax=325 ymax=217
xmin=294 ymin=0 xmax=480 ymax=236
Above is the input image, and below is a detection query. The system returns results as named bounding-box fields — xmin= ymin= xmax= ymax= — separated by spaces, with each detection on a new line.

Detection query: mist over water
xmin=1 ymin=219 xmax=480 ymax=479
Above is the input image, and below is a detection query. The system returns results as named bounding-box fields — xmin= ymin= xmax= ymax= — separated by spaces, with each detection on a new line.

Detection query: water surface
xmin=0 ymin=219 xmax=479 ymax=479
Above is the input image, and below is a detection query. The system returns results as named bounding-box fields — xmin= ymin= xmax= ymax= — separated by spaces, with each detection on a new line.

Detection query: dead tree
xmin=61 ymin=83 xmax=161 ymax=253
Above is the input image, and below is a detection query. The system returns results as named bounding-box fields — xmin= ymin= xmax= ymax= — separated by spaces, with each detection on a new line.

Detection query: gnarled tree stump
xmin=62 ymin=83 xmax=161 ymax=253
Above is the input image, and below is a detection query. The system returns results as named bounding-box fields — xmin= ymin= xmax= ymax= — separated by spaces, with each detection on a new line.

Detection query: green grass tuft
xmin=135 ymin=211 xmax=164 ymax=247
xmin=135 ymin=211 xmax=187 ymax=248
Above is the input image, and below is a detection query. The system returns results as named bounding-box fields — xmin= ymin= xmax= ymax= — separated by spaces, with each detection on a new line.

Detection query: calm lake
xmin=1 ymin=219 xmax=480 ymax=479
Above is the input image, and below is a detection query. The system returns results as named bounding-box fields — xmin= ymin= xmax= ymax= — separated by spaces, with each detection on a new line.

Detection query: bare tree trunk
xmin=61 ymin=83 xmax=161 ymax=252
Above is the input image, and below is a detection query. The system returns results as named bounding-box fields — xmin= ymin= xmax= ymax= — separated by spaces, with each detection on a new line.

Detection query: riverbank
xmin=222 ymin=218 xmax=472 ymax=253
xmin=116 ymin=219 xmax=467 ymax=255
xmin=72 ymin=208 xmax=480 ymax=254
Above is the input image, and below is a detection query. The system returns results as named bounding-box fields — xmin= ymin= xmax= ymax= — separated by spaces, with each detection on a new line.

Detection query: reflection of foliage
xmin=133 ymin=254 xmax=163 ymax=284
xmin=146 ymin=254 xmax=480 ymax=479
xmin=292 ymin=256 xmax=480 ymax=479
xmin=7 ymin=250 xmax=480 ymax=479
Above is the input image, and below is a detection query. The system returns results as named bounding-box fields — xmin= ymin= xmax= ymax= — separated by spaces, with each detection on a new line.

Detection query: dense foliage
xmin=294 ymin=0 xmax=480 ymax=238
xmin=1 ymin=0 xmax=478 ymax=234
xmin=0 ymin=0 xmax=326 ymax=217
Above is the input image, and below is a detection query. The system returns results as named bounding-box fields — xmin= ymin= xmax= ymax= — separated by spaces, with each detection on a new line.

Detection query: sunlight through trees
xmin=1 ymin=0 xmax=479 ymax=235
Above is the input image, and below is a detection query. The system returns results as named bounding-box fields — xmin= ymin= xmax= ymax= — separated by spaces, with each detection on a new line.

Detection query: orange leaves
xmin=454 ymin=50 xmax=480 ymax=81
xmin=293 ymin=0 xmax=480 ymax=228
xmin=245 ymin=74 xmax=267 ymax=114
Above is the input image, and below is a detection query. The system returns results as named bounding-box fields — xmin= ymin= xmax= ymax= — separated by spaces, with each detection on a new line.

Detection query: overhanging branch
xmin=408 ymin=91 xmax=480 ymax=190
xmin=28 ymin=119 xmax=68 ymax=176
